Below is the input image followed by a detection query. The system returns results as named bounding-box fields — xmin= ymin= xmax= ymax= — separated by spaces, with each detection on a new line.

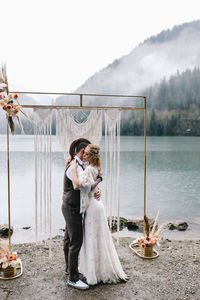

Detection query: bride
xmin=71 ymin=144 xmax=128 ymax=285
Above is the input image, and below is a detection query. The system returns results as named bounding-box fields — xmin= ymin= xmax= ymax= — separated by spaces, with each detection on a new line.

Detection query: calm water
xmin=0 ymin=135 xmax=200 ymax=243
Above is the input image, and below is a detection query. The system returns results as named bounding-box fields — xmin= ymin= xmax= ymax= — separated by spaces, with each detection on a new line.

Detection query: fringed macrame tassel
xmin=104 ymin=110 xmax=121 ymax=243
xmin=116 ymin=116 xmax=121 ymax=245
xmin=34 ymin=108 xmax=53 ymax=243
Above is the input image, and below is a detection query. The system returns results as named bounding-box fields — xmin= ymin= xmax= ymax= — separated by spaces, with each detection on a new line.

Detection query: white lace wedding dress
xmin=78 ymin=165 xmax=128 ymax=285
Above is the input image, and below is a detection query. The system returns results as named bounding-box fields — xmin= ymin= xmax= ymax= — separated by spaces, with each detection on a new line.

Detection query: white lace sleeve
xmin=78 ymin=166 xmax=94 ymax=188
xmin=78 ymin=166 xmax=95 ymax=213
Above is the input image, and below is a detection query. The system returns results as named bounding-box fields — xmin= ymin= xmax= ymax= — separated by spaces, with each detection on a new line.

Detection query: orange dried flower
xmin=150 ymin=238 xmax=156 ymax=245
xmin=13 ymin=93 xmax=19 ymax=100
xmin=8 ymin=255 xmax=13 ymax=261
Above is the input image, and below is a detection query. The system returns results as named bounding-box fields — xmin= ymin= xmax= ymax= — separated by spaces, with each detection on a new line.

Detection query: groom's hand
xmin=71 ymin=160 xmax=78 ymax=170
xmin=65 ymin=155 xmax=72 ymax=167
xmin=94 ymin=187 xmax=101 ymax=201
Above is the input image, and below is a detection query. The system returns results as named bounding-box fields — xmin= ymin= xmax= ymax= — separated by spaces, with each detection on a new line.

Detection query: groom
xmin=61 ymin=138 xmax=101 ymax=290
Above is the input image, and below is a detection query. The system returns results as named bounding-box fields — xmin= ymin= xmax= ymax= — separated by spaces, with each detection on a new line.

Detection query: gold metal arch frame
xmin=2 ymin=91 xmax=151 ymax=273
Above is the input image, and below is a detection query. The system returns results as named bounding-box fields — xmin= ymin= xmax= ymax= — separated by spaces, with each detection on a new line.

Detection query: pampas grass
xmin=144 ymin=211 xmax=166 ymax=246
xmin=0 ymin=62 xmax=8 ymax=93
xmin=150 ymin=210 xmax=160 ymax=236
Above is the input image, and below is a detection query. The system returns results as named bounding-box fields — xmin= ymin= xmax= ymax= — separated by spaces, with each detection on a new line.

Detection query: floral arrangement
xmin=0 ymin=62 xmax=31 ymax=135
xmin=0 ymin=238 xmax=18 ymax=272
xmin=139 ymin=212 xmax=164 ymax=251
xmin=0 ymin=92 xmax=30 ymax=134
xmin=0 ymin=92 xmax=20 ymax=115
xmin=139 ymin=234 xmax=158 ymax=249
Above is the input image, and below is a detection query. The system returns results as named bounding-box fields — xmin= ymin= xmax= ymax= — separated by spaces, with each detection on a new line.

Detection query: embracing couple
xmin=61 ymin=138 xmax=127 ymax=290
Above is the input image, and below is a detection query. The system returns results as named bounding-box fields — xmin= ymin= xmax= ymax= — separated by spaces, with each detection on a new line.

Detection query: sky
xmin=1 ymin=0 xmax=200 ymax=93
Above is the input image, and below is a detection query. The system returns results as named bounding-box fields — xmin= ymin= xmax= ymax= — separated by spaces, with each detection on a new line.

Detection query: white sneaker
xmin=67 ymin=279 xmax=89 ymax=290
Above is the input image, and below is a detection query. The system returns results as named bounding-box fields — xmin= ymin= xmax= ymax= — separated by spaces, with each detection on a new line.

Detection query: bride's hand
xmin=71 ymin=160 xmax=78 ymax=170
xmin=97 ymin=168 xmax=103 ymax=182
xmin=98 ymin=168 xmax=103 ymax=177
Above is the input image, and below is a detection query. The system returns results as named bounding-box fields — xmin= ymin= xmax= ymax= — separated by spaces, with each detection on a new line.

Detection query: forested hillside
xmin=121 ymin=67 xmax=200 ymax=136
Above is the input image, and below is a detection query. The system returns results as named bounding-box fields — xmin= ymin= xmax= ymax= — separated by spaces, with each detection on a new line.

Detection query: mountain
xmin=67 ymin=19 xmax=200 ymax=136
xmin=74 ymin=20 xmax=200 ymax=98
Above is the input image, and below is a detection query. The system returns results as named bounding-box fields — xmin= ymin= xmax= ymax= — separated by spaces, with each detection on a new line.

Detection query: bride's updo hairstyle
xmin=87 ymin=144 xmax=101 ymax=168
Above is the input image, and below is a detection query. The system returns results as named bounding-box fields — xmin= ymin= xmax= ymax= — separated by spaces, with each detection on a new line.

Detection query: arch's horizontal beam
xmin=10 ymin=91 xmax=146 ymax=99
xmin=21 ymin=104 xmax=145 ymax=110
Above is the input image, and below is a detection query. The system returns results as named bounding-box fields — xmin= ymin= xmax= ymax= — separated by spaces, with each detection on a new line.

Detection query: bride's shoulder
xmin=86 ymin=165 xmax=98 ymax=173
xmin=85 ymin=165 xmax=94 ymax=171
xmin=87 ymin=164 xmax=98 ymax=169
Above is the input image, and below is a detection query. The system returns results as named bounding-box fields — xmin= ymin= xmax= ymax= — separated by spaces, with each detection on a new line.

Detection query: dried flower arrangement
xmin=0 ymin=238 xmax=21 ymax=278
xmin=0 ymin=63 xmax=31 ymax=134
xmin=138 ymin=211 xmax=164 ymax=257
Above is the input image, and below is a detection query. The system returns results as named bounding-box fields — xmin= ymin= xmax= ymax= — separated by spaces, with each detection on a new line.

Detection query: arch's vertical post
xmin=5 ymin=70 xmax=12 ymax=252
xmin=7 ymin=117 xmax=11 ymax=251
xmin=143 ymin=96 xmax=147 ymax=236
xmin=80 ymin=94 xmax=83 ymax=107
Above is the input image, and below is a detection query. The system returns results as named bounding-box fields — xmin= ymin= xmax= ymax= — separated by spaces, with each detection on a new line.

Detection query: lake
xmin=0 ymin=135 xmax=200 ymax=243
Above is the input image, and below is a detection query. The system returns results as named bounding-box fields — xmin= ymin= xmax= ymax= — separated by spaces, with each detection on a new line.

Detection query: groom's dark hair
xmin=69 ymin=138 xmax=91 ymax=159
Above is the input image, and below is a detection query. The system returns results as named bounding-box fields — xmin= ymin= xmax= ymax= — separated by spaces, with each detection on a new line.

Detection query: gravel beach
xmin=0 ymin=236 xmax=200 ymax=300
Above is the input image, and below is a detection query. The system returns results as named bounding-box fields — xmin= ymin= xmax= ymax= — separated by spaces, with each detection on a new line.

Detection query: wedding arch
xmin=4 ymin=91 xmax=147 ymax=248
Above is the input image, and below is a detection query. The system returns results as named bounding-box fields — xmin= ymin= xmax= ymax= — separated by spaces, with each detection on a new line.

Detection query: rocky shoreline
xmin=0 ymin=235 xmax=200 ymax=300
xmin=0 ymin=218 xmax=189 ymax=239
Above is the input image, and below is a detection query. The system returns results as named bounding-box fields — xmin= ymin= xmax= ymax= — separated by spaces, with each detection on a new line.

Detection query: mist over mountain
xmin=2 ymin=20 xmax=200 ymax=136
xmin=74 ymin=20 xmax=200 ymax=96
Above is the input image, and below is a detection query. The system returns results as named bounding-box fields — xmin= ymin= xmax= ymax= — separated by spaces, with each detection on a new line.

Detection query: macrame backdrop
xmin=33 ymin=107 xmax=121 ymax=243
xmin=34 ymin=108 xmax=53 ymax=243
xmin=104 ymin=110 xmax=121 ymax=236
xmin=56 ymin=109 xmax=102 ymax=157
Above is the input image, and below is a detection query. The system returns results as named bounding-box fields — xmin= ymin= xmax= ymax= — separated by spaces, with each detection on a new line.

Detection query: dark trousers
xmin=61 ymin=202 xmax=83 ymax=282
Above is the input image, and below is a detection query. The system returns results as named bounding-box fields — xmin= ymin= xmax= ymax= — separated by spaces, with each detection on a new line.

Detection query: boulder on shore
xmin=127 ymin=217 xmax=155 ymax=232
xmin=107 ymin=217 xmax=128 ymax=231
xmin=167 ymin=221 xmax=188 ymax=231
xmin=107 ymin=217 xmax=155 ymax=232
xmin=107 ymin=217 xmax=189 ymax=232
xmin=0 ymin=224 xmax=13 ymax=237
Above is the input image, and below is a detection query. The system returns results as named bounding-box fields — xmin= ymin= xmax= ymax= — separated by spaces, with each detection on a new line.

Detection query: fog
xmin=75 ymin=21 xmax=200 ymax=97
